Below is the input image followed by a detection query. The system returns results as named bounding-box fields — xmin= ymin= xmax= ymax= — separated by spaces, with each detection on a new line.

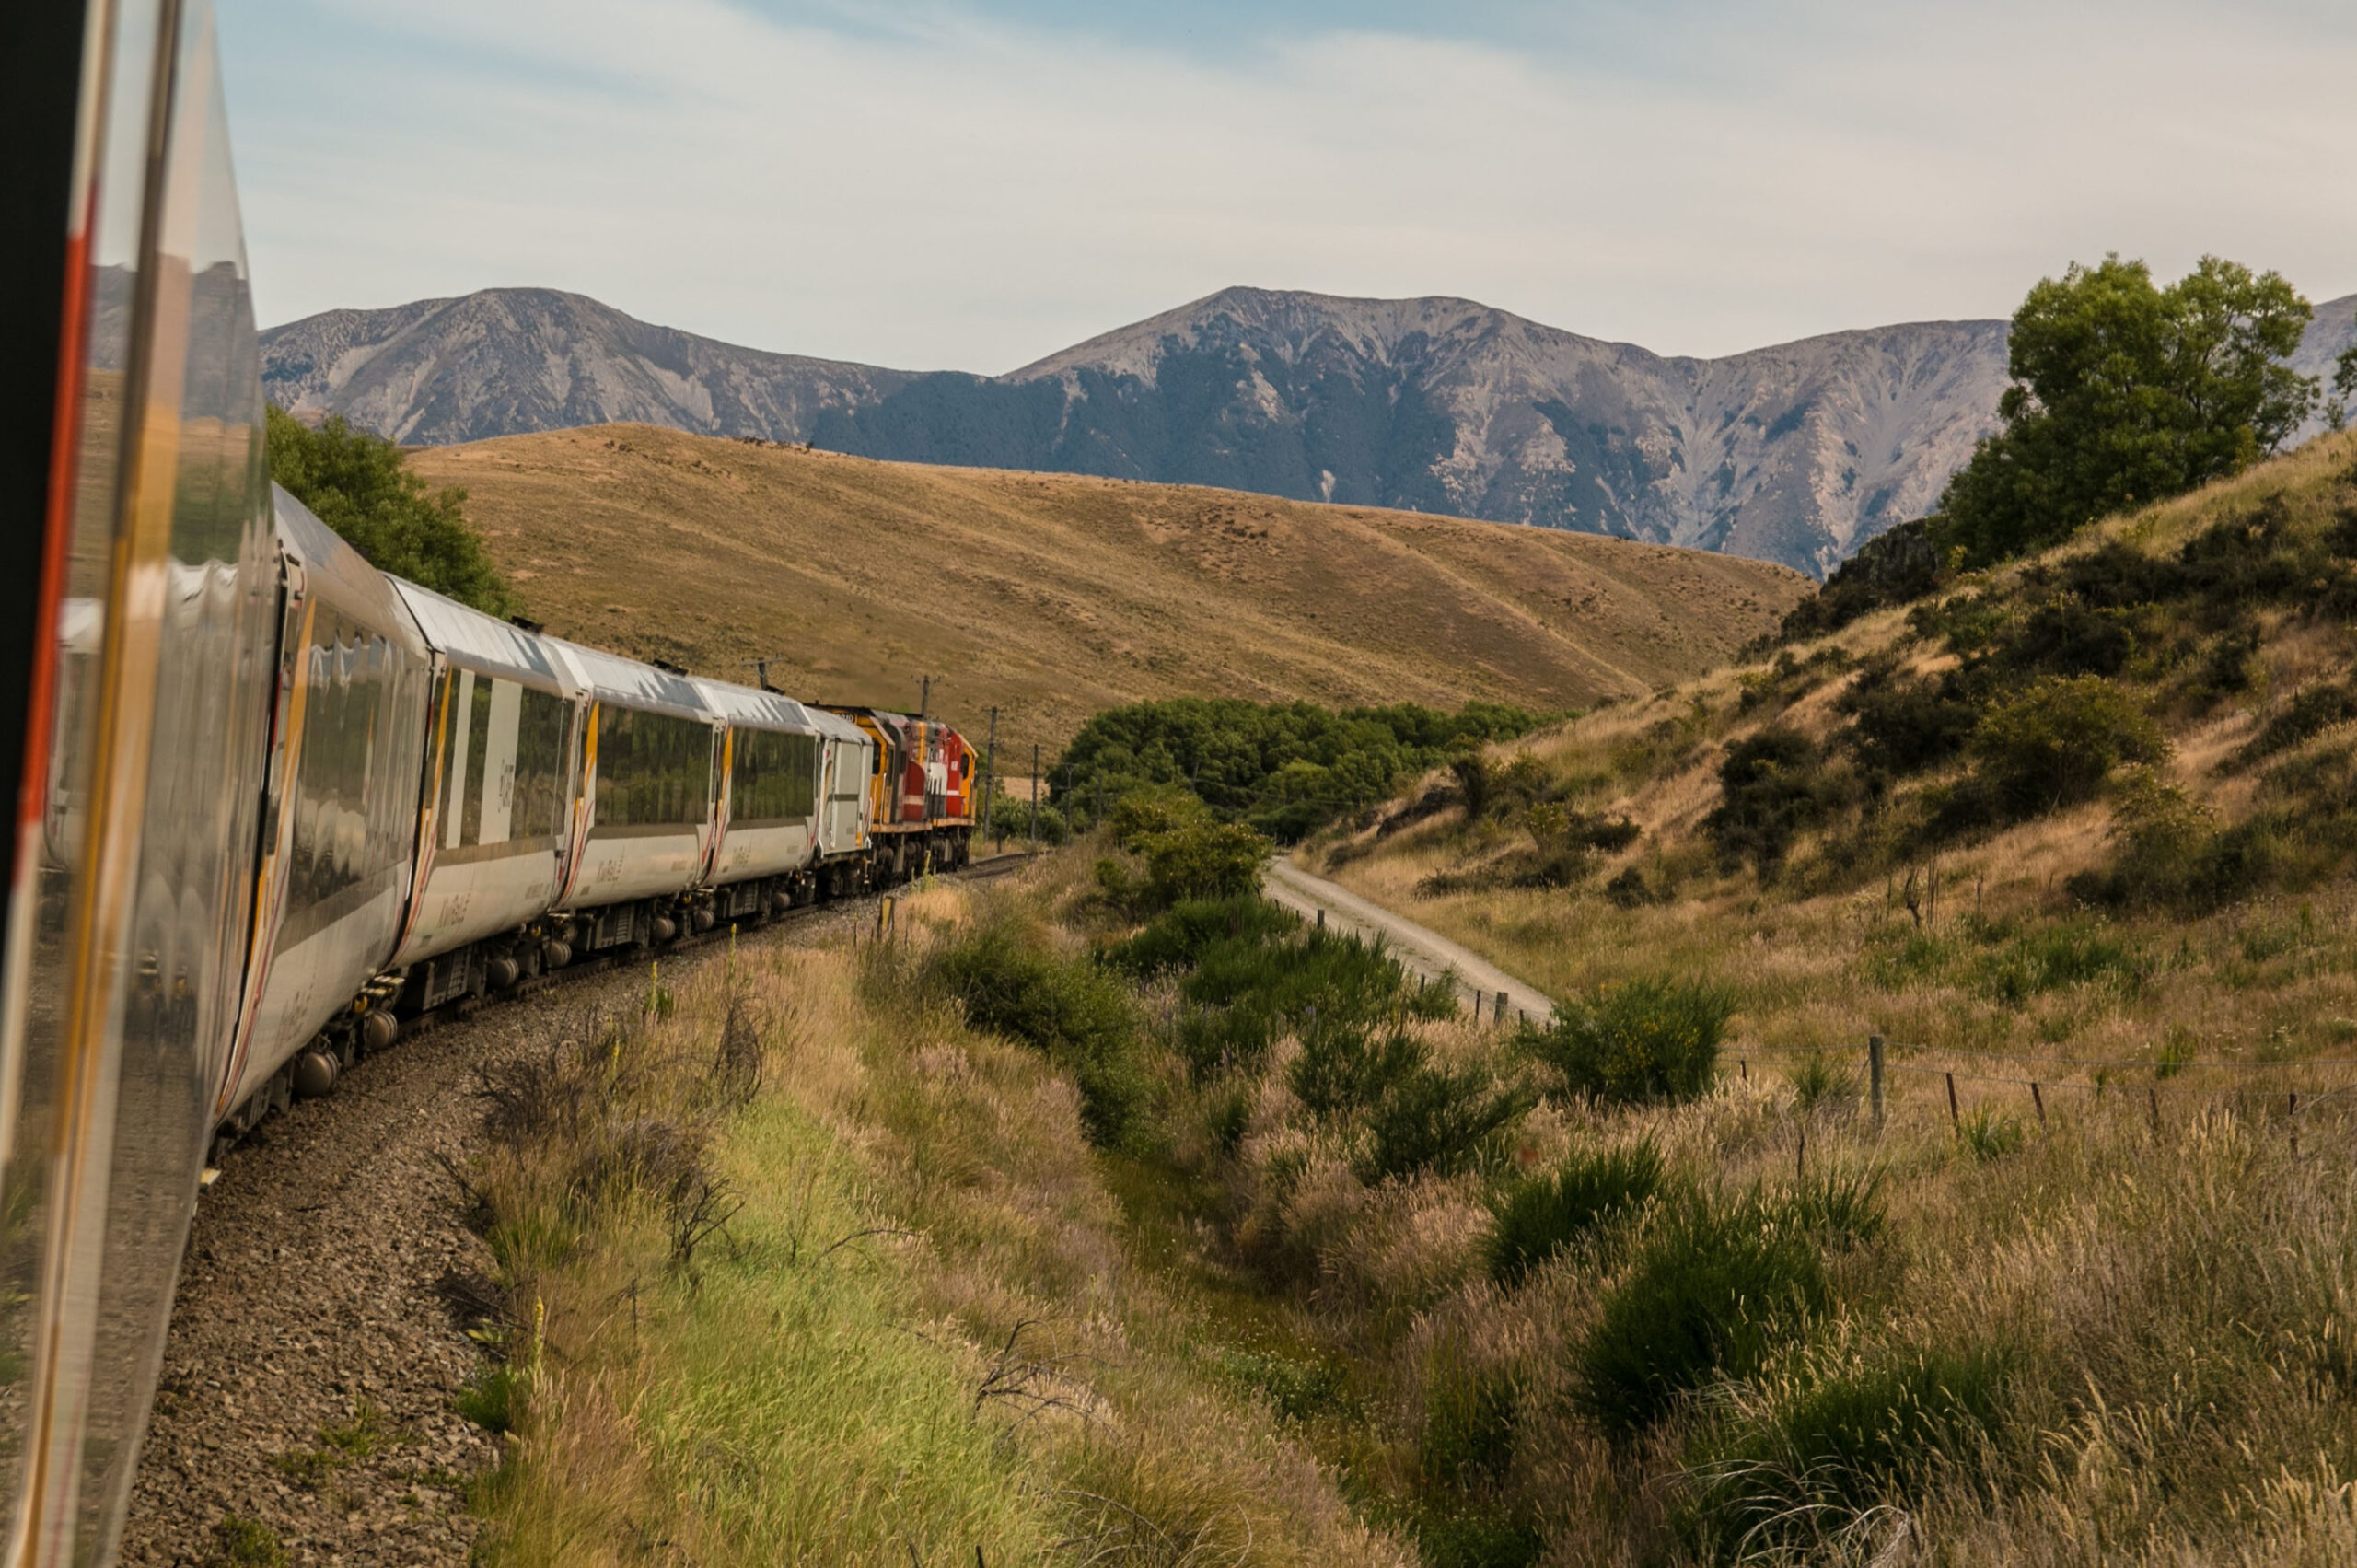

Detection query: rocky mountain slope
xmin=264 ymin=286 xmax=2357 ymax=578
xmin=261 ymin=288 xmax=912 ymax=447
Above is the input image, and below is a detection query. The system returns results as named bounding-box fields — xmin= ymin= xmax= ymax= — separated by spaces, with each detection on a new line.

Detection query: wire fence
xmin=1721 ymin=1031 xmax=2357 ymax=1153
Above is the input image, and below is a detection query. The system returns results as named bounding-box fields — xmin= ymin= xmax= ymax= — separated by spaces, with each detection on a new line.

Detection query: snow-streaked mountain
xmin=261 ymin=285 xmax=2357 ymax=578
xmin=259 ymin=288 xmax=913 ymax=447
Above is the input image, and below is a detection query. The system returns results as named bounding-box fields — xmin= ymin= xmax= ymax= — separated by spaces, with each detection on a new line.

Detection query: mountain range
xmin=261 ymin=285 xmax=2357 ymax=578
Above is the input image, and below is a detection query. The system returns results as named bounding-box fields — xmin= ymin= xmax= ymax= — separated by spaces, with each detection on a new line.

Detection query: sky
xmin=216 ymin=0 xmax=2357 ymax=375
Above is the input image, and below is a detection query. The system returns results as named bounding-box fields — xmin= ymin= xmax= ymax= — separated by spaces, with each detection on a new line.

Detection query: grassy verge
xmin=465 ymin=909 xmax=1408 ymax=1566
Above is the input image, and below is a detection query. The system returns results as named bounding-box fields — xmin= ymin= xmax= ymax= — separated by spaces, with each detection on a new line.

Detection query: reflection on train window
xmin=596 ymin=704 xmax=711 ymax=829
xmin=280 ymin=606 xmax=415 ymax=949
xmin=439 ymin=672 xmax=571 ymax=849
xmin=514 ymin=686 xmax=570 ymax=839
xmin=730 ymin=728 xmax=818 ymax=825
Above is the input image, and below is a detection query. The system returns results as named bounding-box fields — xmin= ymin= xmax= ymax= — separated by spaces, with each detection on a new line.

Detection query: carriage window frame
xmin=593 ymin=703 xmax=713 ymax=832
xmin=728 ymin=726 xmax=818 ymax=828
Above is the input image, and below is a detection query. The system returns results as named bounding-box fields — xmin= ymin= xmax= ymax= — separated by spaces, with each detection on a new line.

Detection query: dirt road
xmin=1263 ymin=858 xmax=1556 ymax=1025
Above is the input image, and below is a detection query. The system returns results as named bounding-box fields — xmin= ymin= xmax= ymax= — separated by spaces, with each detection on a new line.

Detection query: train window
xmin=514 ymin=685 xmax=570 ymax=840
xmin=729 ymin=727 xmax=818 ymax=826
xmin=440 ymin=673 xmax=570 ymax=850
xmin=595 ymin=703 xmax=712 ymax=830
xmin=279 ymin=605 xmax=415 ymax=952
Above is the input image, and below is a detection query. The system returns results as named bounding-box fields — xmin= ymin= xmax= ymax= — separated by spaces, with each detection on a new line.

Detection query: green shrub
xmin=1956 ymin=1108 xmax=2026 ymax=1162
xmin=1773 ymin=1167 xmax=1887 ymax=1246
xmin=1968 ymin=675 xmax=2169 ymax=818
xmin=1522 ymin=979 xmax=1736 ymax=1105
xmin=203 ymin=1516 xmax=288 ymax=1568
xmin=1104 ymin=894 xmax=1298 ymax=978
xmin=1972 ymin=923 xmax=2150 ymax=1003
xmin=1109 ymin=786 xmax=1212 ymax=851
xmin=1576 ymin=1198 xmax=1831 ymax=1440
xmin=1139 ymin=819 xmax=1271 ymax=905
xmin=455 ymin=1359 xmax=524 ymax=1434
xmin=1358 ymin=1058 xmax=1535 ymax=1183
xmin=1702 ymin=727 xmax=1829 ymax=877
xmin=1686 ymin=1347 xmax=2011 ymax=1551
xmin=933 ymin=923 xmax=1151 ymax=1148
xmin=1785 ymin=1053 xmax=1858 ymax=1114
xmin=1290 ymin=1022 xmax=1425 ymax=1122
xmin=1487 ymin=1140 xmax=1665 ymax=1286
xmin=2236 ymin=679 xmax=2357 ymax=767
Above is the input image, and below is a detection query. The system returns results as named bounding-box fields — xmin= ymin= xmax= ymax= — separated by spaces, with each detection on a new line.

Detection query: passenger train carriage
xmin=0 ymin=5 xmax=979 ymax=1557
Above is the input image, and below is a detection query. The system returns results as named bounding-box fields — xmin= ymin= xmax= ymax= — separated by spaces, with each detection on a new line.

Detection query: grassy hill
xmin=410 ymin=425 xmax=1807 ymax=753
xmin=454 ymin=434 xmax=2357 ymax=1568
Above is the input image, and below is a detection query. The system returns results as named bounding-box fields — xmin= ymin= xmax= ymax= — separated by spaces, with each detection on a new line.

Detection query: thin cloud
xmin=220 ymin=0 xmax=2357 ymax=371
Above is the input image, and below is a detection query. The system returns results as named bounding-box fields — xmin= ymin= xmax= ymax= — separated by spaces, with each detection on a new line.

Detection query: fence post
xmin=2291 ymin=1091 xmax=2300 ymax=1156
xmin=1945 ymin=1071 xmax=1959 ymax=1129
xmin=1495 ymin=989 xmax=1509 ymax=1027
xmin=2147 ymin=1086 xmax=2161 ymax=1133
xmin=1316 ymin=907 xmax=1324 ymax=930
xmin=1868 ymin=1035 xmax=1886 ymax=1132
xmin=2030 ymin=1080 xmax=2046 ymax=1127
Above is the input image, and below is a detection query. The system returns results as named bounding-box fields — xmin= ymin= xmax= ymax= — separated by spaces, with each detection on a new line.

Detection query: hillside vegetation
xmin=409 ymin=424 xmax=1807 ymax=750
xmin=1196 ymin=428 xmax=2357 ymax=1559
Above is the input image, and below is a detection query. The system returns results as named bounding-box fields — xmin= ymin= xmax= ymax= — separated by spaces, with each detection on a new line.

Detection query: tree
xmin=1933 ymin=256 xmax=2316 ymax=567
xmin=2334 ymin=341 xmax=2357 ymax=432
xmin=265 ymin=406 xmax=517 ymax=615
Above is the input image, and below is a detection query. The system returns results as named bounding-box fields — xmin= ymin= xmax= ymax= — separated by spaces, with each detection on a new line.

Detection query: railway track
xmin=122 ymin=853 xmax=1038 ymax=1566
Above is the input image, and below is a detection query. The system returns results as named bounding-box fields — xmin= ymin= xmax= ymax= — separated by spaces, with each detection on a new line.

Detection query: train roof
xmin=389 ymin=578 xmax=575 ymax=692
xmin=541 ymin=635 xmax=711 ymax=723
xmin=690 ymin=677 xmax=820 ymax=733
xmin=273 ymin=486 xmax=426 ymax=650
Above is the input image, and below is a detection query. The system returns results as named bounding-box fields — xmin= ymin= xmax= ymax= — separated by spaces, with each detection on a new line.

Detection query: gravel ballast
xmin=118 ymin=900 xmax=867 ymax=1567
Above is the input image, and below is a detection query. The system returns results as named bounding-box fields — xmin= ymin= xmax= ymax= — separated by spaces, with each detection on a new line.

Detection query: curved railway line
xmin=118 ymin=856 xmax=1028 ymax=1565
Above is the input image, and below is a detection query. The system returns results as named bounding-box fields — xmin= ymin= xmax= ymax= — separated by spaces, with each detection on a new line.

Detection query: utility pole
xmin=981 ymin=706 xmax=998 ymax=846
xmin=1028 ymin=743 xmax=1040 ymax=847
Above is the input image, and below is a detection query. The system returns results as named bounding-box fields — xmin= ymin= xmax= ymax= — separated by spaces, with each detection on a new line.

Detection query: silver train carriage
xmin=0 ymin=5 xmax=901 ymax=1557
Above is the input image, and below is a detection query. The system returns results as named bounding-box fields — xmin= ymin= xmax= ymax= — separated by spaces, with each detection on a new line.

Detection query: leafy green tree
xmin=1934 ymin=256 xmax=2316 ymax=566
xmin=1053 ymin=696 xmax=1546 ymax=842
xmin=265 ymin=405 xmax=517 ymax=615
xmin=2334 ymin=341 xmax=2357 ymax=431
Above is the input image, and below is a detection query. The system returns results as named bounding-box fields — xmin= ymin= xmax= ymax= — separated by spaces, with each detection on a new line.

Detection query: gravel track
xmin=119 ymin=900 xmax=867 ymax=1567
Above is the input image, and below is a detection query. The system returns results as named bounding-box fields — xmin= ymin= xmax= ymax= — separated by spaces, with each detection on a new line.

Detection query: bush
xmin=1487 ymin=1140 xmax=1665 ymax=1286
xmin=1773 ymin=1167 xmax=1887 ymax=1246
xmin=1522 ymin=979 xmax=1736 ymax=1106
xmin=1839 ymin=660 xmax=1986 ymax=779
xmin=2237 ymin=680 xmax=2357 ymax=768
xmin=1289 ymin=1022 xmax=1425 ymax=1122
xmin=1357 ymin=1057 xmax=1535 ymax=1183
xmin=932 ymin=923 xmax=1150 ymax=1148
xmin=1968 ymin=675 xmax=2169 ymax=818
xmin=1702 ymin=727 xmax=1827 ymax=877
xmin=1685 ymin=1347 xmax=2011 ymax=1551
xmin=1104 ymin=894 xmax=1298 ymax=979
xmin=1956 ymin=1108 xmax=2026 ymax=1162
xmin=1576 ymin=1197 xmax=1831 ymax=1440
xmin=1139 ymin=819 xmax=1271 ymax=905
xmin=1771 ymin=517 xmax=1943 ymax=643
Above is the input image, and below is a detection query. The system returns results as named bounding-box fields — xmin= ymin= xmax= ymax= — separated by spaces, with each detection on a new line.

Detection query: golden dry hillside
xmin=411 ymin=424 xmax=1807 ymax=750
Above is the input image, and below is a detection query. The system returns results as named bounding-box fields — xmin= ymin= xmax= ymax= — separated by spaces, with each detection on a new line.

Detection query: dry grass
xmin=470 ymin=900 xmax=1414 ymax=1566
xmin=411 ymin=424 xmax=1807 ymax=751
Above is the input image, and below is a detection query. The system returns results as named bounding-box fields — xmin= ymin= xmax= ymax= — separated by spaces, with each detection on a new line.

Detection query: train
xmin=0 ymin=4 xmax=984 ymax=1559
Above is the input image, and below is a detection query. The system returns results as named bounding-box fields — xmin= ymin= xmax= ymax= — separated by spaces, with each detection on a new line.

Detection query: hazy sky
xmin=218 ymin=0 xmax=2357 ymax=373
